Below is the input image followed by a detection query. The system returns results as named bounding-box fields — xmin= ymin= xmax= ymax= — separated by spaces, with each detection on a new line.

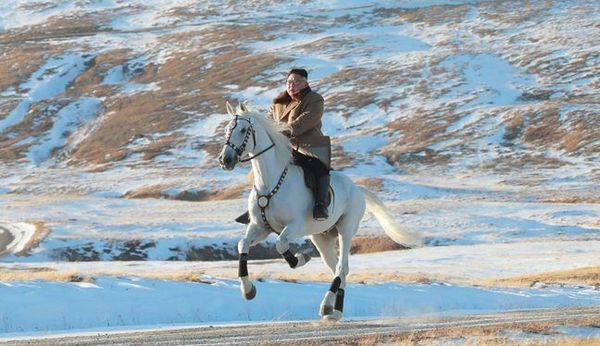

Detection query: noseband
xmin=225 ymin=115 xmax=275 ymax=162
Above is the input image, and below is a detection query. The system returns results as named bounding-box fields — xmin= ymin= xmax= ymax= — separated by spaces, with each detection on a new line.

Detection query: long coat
xmin=269 ymin=88 xmax=331 ymax=168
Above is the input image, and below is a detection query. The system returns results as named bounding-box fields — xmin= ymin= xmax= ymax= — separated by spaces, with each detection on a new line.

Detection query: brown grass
xmin=3 ymin=265 xmax=598 ymax=291
xmin=69 ymin=38 xmax=282 ymax=166
xmin=123 ymin=184 xmax=246 ymax=201
xmin=536 ymin=196 xmax=600 ymax=204
xmin=0 ymin=269 xmax=90 ymax=283
xmin=354 ymin=178 xmax=384 ymax=192
xmin=0 ymin=14 xmax=102 ymax=44
xmin=385 ymin=108 xmax=450 ymax=151
xmin=485 ymin=266 xmax=600 ymax=288
xmin=502 ymin=111 xmax=525 ymax=142
xmin=521 ymin=108 xmax=565 ymax=148
xmin=0 ymin=45 xmax=48 ymax=90
xmin=373 ymin=4 xmax=471 ymax=26
xmin=331 ymin=145 xmax=355 ymax=169
xmin=350 ymin=235 xmax=406 ymax=254
xmin=0 ymin=16 xmax=283 ymax=166
xmin=560 ymin=114 xmax=599 ymax=153
xmin=0 ymin=267 xmax=210 ymax=283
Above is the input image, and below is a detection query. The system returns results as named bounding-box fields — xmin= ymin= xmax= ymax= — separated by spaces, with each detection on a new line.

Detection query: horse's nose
xmin=219 ymin=149 xmax=235 ymax=170
xmin=218 ymin=151 xmax=228 ymax=168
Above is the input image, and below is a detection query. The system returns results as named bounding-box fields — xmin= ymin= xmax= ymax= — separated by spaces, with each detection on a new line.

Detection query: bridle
xmin=224 ymin=114 xmax=288 ymax=233
xmin=225 ymin=115 xmax=275 ymax=162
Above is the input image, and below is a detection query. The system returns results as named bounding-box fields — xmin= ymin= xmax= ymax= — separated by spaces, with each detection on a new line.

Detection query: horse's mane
xmin=239 ymin=109 xmax=293 ymax=165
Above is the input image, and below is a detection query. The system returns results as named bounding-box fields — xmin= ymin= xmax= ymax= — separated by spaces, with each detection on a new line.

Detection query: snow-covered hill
xmin=0 ymin=0 xmax=598 ymax=199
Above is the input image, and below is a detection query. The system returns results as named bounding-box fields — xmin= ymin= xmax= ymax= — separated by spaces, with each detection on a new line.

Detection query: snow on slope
xmin=0 ymin=0 xmax=597 ymax=179
xmin=0 ymin=183 xmax=598 ymax=261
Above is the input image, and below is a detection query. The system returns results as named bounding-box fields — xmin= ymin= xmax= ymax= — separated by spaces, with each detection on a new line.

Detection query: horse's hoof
xmin=323 ymin=310 xmax=342 ymax=322
xmin=320 ymin=305 xmax=333 ymax=317
xmin=242 ymin=284 xmax=256 ymax=300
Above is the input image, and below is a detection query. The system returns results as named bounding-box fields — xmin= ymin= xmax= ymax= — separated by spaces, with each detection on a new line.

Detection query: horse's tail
xmin=361 ymin=187 xmax=422 ymax=248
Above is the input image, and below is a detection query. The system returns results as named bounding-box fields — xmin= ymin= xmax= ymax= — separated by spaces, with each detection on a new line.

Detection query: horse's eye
xmin=240 ymin=128 xmax=246 ymax=134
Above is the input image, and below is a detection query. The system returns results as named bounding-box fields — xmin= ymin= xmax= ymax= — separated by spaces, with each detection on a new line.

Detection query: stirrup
xmin=235 ymin=211 xmax=250 ymax=224
xmin=313 ymin=204 xmax=328 ymax=221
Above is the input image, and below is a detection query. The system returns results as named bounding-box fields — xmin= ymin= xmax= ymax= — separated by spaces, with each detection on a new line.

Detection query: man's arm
xmin=289 ymin=95 xmax=324 ymax=137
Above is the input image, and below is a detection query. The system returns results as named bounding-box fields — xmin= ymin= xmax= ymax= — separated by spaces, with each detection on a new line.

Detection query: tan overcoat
xmin=269 ymin=88 xmax=331 ymax=168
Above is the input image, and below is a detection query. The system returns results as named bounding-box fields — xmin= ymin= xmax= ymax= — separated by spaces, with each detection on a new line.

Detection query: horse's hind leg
xmin=323 ymin=212 xmax=362 ymax=322
xmin=238 ymin=224 xmax=270 ymax=300
xmin=311 ymin=230 xmax=339 ymax=317
xmin=311 ymin=230 xmax=338 ymax=275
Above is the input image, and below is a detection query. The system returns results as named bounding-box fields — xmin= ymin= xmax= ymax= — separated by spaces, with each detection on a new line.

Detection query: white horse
xmin=218 ymin=102 xmax=421 ymax=321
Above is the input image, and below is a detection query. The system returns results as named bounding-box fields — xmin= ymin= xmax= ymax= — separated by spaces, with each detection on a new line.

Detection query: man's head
xmin=286 ymin=68 xmax=309 ymax=97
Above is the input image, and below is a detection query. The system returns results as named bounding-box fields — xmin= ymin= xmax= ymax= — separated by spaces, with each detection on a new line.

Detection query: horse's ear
xmin=226 ymin=101 xmax=236 ymax=116
xmin=239 ymin=102 xmax=248 ymax=113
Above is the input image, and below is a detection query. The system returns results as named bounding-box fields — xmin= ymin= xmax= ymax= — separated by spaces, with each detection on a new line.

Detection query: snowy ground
xmin=0 ymin=190 xmax=598 ymax=335
xmin=0 ymin=275 xmax=599 ymax=335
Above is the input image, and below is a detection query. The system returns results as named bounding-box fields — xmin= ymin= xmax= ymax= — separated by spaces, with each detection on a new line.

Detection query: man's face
xmin=286 ymin=73 xmax=308 ymax=96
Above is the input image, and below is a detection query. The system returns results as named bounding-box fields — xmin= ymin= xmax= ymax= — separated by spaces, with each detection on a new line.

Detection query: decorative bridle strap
xmin=254 ymin=166 xmax=288 ymax=233
xmin=226 ymin=115 xmax=275 ymax=162
xmin=225 ymin=116 xmax=254 ymax=157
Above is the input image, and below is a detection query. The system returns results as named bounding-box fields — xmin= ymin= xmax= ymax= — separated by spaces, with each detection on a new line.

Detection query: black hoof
xmin=244 ymin=284 xmax=256 ymax=300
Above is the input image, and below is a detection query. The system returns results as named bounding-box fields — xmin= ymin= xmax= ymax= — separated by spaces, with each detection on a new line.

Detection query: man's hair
xmin=288 ymin=68 xmax=308 ymax=79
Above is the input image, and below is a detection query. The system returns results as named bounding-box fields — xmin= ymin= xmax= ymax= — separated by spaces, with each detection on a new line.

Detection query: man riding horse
xmin=236 ymin=68 xmax=331 ymax=223
xmin=220 ymin=75 xmax=420 ymax=321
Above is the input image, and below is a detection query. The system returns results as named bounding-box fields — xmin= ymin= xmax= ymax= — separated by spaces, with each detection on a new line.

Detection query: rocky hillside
xmin=0 ymin=0 xmax=598 ymax=199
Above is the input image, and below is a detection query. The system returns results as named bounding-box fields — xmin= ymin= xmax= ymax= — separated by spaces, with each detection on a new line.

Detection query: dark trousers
xmin=292 ymin=150 xmax=330 ymax=177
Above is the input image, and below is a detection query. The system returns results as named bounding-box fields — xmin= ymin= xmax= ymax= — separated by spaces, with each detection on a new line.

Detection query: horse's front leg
xmin=238 ymin=223 xmax=270 ymax=300
xmin=275 ymin=221 xmax=311 ymax=269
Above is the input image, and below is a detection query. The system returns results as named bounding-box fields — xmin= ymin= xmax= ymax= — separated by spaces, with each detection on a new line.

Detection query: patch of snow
xmin=439 ymin=53 xmax=536 ymax=109
xmin=27 ymin=98 xmax=103 ymax=165
xmin=340 ymin=134 xmax=389 ymax=155
xmin=0 ymin=221 xmax=36 ymax=254
xmin=181 ymin=113 xmax=227 ymax=138
xmin=0 ymin=54 xmax=92 ymax=133
xmin=102 ymin=65 xmax=126 ymax=85
xmin=120 ymin=82 xmax=161 ymax=94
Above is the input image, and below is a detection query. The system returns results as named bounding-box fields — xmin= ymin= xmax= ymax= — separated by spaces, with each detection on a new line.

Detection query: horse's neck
xmin=250 ymin=128 xmax=287 ymax=193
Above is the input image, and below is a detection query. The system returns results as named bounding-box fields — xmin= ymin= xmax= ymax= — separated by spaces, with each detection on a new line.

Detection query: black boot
xmin=313 ymin=174 xmax=330 ymax=220
xmin=235 ymin=211 xmax=250 ymax=224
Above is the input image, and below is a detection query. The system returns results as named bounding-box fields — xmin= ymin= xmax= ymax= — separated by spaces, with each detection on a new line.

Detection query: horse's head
xmin=218 ymin=102 xmax=255 ymax=170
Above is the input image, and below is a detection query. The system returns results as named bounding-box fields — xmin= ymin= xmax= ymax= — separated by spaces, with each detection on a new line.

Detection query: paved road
xmin=2 ymin=306 xmax=598 ymax=345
